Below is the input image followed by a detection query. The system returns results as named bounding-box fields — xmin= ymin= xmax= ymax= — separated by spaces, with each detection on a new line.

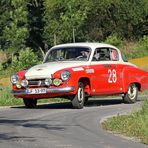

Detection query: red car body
xmin=11 ymin=43 xmax=148 ymax=108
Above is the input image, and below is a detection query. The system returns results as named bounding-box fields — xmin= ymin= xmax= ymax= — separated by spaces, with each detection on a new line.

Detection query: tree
xmin=43 ymin=0 xmax=90 ymax=46
xmin=84 ymin=0 xmax=148 ymax=41
xmin=1 ymin=0 xmax=147 ymax=56
xmin=27 ymin=0 xmax=44 ymax=53
xmin=0 ymin=0 xmax=29 ymax=55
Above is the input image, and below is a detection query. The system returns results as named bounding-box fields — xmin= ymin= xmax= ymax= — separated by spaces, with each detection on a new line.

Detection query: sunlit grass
xmin=0 ymin=77 xmax=11 ymax=87
xmin=0 ymin=87 xmax=23 ymax=106
xmin=102 ymin=99 xmax=148 ymax=145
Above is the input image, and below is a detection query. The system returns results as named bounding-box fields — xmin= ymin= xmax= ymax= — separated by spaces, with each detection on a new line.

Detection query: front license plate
xmin=26 ymin=88 xmax=47 ymax=94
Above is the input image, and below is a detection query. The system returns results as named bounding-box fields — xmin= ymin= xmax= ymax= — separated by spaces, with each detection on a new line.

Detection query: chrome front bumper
xmin=11 ymin=86 xmax=75 ymax=95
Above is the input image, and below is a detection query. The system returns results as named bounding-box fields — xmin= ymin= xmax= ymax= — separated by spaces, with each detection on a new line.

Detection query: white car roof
xmin=52 ymin=42 xmax=119 ymax=50
xmin=45 ymin=42 xmax=136 ymax=65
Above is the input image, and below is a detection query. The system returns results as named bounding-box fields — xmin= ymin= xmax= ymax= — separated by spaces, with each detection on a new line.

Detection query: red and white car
xmin=11 ymin=43 xmax=148 ymax=109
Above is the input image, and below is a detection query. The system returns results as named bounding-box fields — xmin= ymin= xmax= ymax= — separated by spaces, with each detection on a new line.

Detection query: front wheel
xmin=23 ymin=98 xmax=37 ymax=108
xmin=122 ymin=83 xmax=138 ymax=104
xmin=72 ymin=82 xmax=85 ymax=109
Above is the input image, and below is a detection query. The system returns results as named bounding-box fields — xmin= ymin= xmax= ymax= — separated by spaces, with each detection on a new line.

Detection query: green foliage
xmin=128 ymin=36 xmax=148 ymax=59
xmin=43 ymin=0 xmax=148 ymax=45
xmin=1 ymin=0 xmax=148 ymax=53
xmin=86 ymin=0 xmax=147 ymax=40
xmin=104 ymin=35 xmax=123 ymax=49
xmin=0 ymin=0 xmax=29 ymax=53
xmin=11 ymin=48 xmax=40 ymax=72
xmin=0 ymin=0 xmax=148 ymax=71
xmin=43 ymin=0 xmax=90 ymax=45
xmin=137 ymin=36 xmax=148 ymax=51
xmin=0 ymin=63 xmax=3 ymax=71
xmin=102 ymin=98 xmax=148 ymax=144
xmin=0 ymin=50 xmax=11 ymax=74
xmin=27 ymin=0 xmax=44 ymax=51
xmin=0 ymin=68 xmax=11 ymax=78
xmin=0 ymin=87 xmax=23 ymax=106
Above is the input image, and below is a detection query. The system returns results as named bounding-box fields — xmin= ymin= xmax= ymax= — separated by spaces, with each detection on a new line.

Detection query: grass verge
xmin=0 ymin=87 xmax=23 ymax=106
xmin=102 ymin=99 xmax=148 ymax=145
xmin=0 ymin=86 xmax=68 ymax=107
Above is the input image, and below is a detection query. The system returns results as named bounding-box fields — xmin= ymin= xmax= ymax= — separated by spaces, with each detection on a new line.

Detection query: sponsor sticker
xmin=85 ymin=69 xmax=94 ymax=73
xmin=72 ymin=67 xmax=84 ymax=71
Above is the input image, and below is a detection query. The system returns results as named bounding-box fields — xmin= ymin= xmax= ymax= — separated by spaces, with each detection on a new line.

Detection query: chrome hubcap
xmin=78 ymin=87 xmax=84 ymax=102
xmin=128 ymin=84 xmax=137 ymax=100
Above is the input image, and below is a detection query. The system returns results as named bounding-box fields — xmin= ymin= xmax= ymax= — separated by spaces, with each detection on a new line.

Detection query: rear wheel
xmin=23 ymin=98 xmax=37 ymax=108
xmin=123 ymin=83 xmax=138 ymax=104
xmin=72 ymin=82 xmax=85 ymax=109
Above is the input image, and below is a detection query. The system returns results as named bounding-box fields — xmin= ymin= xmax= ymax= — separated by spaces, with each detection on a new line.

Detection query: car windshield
xmin=44 ymin=47 xmax=91 ymax=62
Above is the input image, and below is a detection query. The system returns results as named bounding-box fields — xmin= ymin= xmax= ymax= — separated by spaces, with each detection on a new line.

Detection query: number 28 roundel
xmin=108 ymin=69 xmax=117 ymax=83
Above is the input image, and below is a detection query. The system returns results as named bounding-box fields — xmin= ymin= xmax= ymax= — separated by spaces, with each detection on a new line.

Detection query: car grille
xmin=28 ymin=79 xmax=46 ymax=87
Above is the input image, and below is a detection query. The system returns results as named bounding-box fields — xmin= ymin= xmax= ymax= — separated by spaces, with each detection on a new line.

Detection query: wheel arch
xmin=134 ymin=82 xmax=141 ymax=91
xmin=122 ymin=67 xmax=142 ymax=93
xmin=78 ymin=77 xmax=91 ymax=96
xmin=125 ymin=82 xmax=141 ymax=92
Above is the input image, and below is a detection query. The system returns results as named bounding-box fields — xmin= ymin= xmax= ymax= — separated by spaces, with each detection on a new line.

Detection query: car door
xmin=90 ymin=47 xmax=122 ymax=95
xmin=109 ymin=48 xmax=123 ymax=93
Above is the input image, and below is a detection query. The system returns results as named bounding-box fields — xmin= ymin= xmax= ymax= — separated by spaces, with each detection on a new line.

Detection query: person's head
xmin=81 ymin=50 xmax=89 ymax=58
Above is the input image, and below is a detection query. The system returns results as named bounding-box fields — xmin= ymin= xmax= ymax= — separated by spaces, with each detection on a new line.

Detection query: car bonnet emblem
xmin=36 ymin=68 xmax=43 ymax=71
xmin=38 ymin=80 xmax=42 ymax=86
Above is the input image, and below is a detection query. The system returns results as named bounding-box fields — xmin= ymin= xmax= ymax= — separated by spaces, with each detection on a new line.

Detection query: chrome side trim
xmin=11 ymin=86 xmax=75 ymax=95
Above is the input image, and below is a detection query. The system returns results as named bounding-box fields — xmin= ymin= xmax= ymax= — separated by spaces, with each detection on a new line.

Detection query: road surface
xmin=0 ymin=98 xmax=147 ymax=148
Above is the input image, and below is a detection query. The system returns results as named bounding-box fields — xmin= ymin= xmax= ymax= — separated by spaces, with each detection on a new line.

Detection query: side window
xmin=121 ymin=53 xmax=128 ymax=62
xmin=92 ymin=48 xmax=111 ymax=61
xmin=110 ymin=49 xmax=119 ymax=61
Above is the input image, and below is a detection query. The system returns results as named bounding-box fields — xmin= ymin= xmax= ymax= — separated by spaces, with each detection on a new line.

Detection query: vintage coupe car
xmin=11 ymin=43 xmax=148 ymax=109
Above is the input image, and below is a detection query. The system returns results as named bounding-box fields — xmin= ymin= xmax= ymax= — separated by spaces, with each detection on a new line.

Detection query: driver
xmin=80 ymin=50 xmax=90 ymax=59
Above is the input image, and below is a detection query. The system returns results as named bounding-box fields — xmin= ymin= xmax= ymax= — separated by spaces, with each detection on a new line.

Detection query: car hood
xmin=25 ymin=61 xmax=87 ymax=80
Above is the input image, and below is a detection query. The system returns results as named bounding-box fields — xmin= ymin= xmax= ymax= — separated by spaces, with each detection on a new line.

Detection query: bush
xmin=135 ymin=35 xmax=148 ymax=58
xmin=104 ymin=34 xmax=123 ymax=49
xmin=0 ymin=50 xmax=9 ymax=72
xmin=0 ymin=86 xmax=23 ymax=106
xmin=0 ymin=63 xmax=3 ymax=71
xmin=138 ymin=35 xmax=148 ymax=51
xmin=128 ymin=36 xmax=148 ymax=59
xmin=11 ymin=48 xmax=40 ymax=72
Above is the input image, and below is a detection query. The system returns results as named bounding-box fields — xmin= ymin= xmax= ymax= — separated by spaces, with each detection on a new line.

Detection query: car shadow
xmin=11 ymin=101 xmax=72 ymax=109
xmin=86 ymin=97 xmax=142 ymax=107
xmin=86 ymin=98 xmax=123 ymax=107
xmin=11 ymin=97 xmax=142 ymax=109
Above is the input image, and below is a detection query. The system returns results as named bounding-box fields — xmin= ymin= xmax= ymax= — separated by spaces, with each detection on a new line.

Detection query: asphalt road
xmin=0 ymin=98 xmax=147 ymax=148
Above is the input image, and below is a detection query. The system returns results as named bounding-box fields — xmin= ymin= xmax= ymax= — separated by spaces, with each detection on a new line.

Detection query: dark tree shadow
xmin=11 ymin=97 xmax=142 ymax=109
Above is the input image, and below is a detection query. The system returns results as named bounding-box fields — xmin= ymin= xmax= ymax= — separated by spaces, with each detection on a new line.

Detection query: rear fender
xmin=122 ymin=66 xmax=148 ymax=92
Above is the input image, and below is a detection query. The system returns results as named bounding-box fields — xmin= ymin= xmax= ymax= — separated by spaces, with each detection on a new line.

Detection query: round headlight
xmin=53 ymin=78 xmax=62 ymax=86
xmin=21 ymin=79 xmax=28 ymax=87
xmin=45 ymin=78 xmax=52 ymax=86
xmin=61 ymin=70 xmax=71 ymax=81
xmin=11 ymin=74 xmax=20 ymax=84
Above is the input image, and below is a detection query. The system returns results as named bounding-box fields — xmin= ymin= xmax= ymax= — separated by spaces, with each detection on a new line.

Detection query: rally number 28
xmin=108 ymin=69 xmax=117 ymax=83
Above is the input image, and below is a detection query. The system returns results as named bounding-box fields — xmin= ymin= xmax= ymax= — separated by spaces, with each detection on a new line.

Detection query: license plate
xmin=26 ymin=88 xmax=47 ymax=94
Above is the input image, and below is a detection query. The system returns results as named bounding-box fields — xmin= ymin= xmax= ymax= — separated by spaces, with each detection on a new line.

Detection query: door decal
xmin=108 ymin=69 xmax=117 ymax=83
